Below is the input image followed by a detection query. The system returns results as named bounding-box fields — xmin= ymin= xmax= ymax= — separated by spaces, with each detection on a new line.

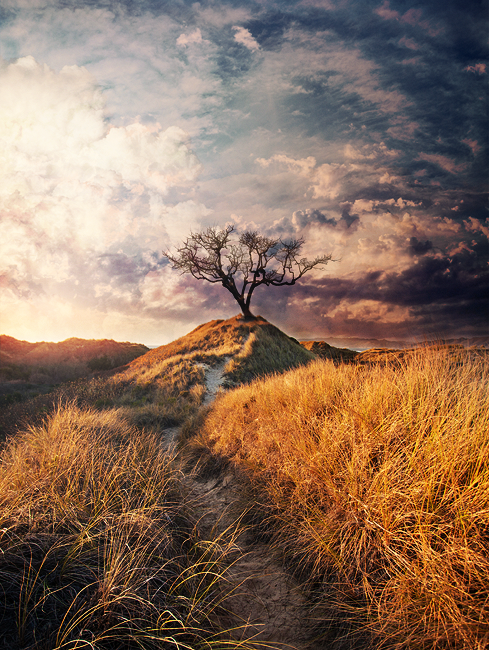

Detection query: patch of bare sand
xmin=160 ymin=350 xmax=319 ymax=649
xmin=188 ymin=472 xmax=314 ymax=649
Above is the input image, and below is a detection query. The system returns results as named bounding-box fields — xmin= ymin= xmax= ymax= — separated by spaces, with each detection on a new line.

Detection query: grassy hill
xmin=0 ymin=316 xmax=487 ymax=649
xmin=0 ymin=335 xmax=149 ymax=405
xmin=300 ymin=339 xmax=358 ymax=362
xmin=0 ymin=315 xmax=314 ymax=439
xmin=129 ymin=314 xmax=314 ymax=382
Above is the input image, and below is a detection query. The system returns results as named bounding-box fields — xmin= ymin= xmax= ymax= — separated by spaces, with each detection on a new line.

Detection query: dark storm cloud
xmin=339 ymin=204 xmax=360 ymax=230
xmin=294 ymin=209 xmax=336 ymax=228
xmin=249 ymin=0 xmax=489 ymax=195
xmin=290 ymin=240 xmax=489 ymax=336
xmin=407 ymin=237 xmax=433 ymax=256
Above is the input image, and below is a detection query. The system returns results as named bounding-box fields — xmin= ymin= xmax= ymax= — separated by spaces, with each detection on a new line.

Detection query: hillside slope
xmin=0 ymin=335 xmax=149 ymax=406
xmin=300 ymin=339 xmax=358 ymax=362
xmin=129 ymin=314 xmax=315 ymax=386
xmin=187 ymin=346 xmax=489 ymax=649
xmin=0 ymin=335 xmax=148 ymax=369
xmin=0 ymin=315 xmax=316 ymax=437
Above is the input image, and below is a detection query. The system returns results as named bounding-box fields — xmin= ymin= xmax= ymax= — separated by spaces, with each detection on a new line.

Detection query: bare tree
xmin=163 ymin=225 xmax=333 ymax=319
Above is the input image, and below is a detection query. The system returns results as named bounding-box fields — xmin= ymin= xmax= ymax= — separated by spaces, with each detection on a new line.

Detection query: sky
xmin=0 ymin=0 xmax=487 ymax=346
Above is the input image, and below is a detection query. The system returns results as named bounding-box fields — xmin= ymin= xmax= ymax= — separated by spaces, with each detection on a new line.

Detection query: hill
xmin=0 ymin=335 xmax=148 ymax=369
xmin=0 ymin=335 xmax=149 ymax=405
xmin=128 ymin=314 xmax=315 ymax=386
xmin=185 ymin=342 xmax=489 ymax=649
xmin=300 ymin=339 xmax=358 ymax=362
xmin=0 ymin=315 xmax=316 ymax=438
xmin=0 ymin=316 xmax=487 ymax=649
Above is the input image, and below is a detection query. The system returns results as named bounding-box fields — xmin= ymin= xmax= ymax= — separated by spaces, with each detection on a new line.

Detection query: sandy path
xmin=188 ymin=472 xmax=313 ymax=649
xmin=158 ymin=354 xmax=318 ymax=649
xmin=160 ymin=357 xmax=229 ymax=453
xmin=199 ymin=358 xmax=230 ymax=405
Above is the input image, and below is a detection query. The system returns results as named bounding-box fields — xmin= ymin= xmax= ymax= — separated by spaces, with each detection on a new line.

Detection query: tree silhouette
xmin=164 ymin=225 xmax=333 ymax=319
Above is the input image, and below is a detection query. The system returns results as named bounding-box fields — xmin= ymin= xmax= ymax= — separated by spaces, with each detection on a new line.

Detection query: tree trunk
xmin=239 ymin=303 xmax=255 ymax=320
xmin=221 ymin=276 xmax=256 ymax=319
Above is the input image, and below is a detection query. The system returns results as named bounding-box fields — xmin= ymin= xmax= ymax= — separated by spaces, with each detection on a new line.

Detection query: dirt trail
xmin=160 ymin=357 xmax=316 ymax=649
xmin=199 ymin=358 xmax=230 ymax=405
xmin=189 ymin=471 xmax=312 ymax=649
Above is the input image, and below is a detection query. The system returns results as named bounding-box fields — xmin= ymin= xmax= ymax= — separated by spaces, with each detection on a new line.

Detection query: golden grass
xmin=187 ymin=346 xmax=489 ymax=649
xmin=0 ymin=403 xmax=258 ymax=649
xmin=0 ymin=315 xmax=312 ymax=442
xmin=128 ymin=316 xmax=252 ymax=372
xmin=223 ymin=323 xmax=314 ymax=386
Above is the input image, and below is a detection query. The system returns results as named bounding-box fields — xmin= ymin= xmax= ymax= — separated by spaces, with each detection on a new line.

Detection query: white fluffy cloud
xmin=0 ymin=56 xmax=202 ymax=246
xmin=232 ymin=26 xmax=260 ymax=51
xmin=0 ymin=56 xmax=207 ymax=338
xmin=177 ymin=29 xmax=203 ymax=47
xmin=256 ymin=154 xmax=350 ymax=200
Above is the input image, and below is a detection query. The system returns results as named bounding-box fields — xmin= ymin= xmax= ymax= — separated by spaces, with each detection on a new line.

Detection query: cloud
xmin=0 ymin=6 xmax=224 ymax=143
xmin=256 ymin=154 xmax=349 ymax=200
xmin=400 ymin=8 xmax=435 ymax=33
xmin=386 ymin=117 xmax=419 ymax=141
xmin=0 ymin=55 xmax=207 ymax=339
xmin=417 ymin=153 xmax=467 ymax=174
xmin=88 ymin=124 xmax=201 ymax=193
xmin=0 ymin=54 xmax=201 ymax=215
xmin=375 ymin=2 xmax=442 ymax=36
xmin=464 ymin=63 xmax=486 ymax=74
xmin=399 ymin=36 xmax=419 ymax=50
xmin=312 ymin=163 xmax=350 ymax=199
xmin=0 ymin=1 xmax=486 ymax=343
xmin=464 ymin=217 xmax=489 ymax=238
xmin=177 ymin=28 xmax=203 ymax=47
xmin=232 ymin=26 xmax=260 ymax=51
xmin=400 ymin=57 xmax=421 ymax=66
xmin=344 ymin=142 xmax=400 ymax=160
xmin=270 ymin=208 xmax=338 ymax=234
xmin=462 ymin=139 xmax=480 ymax=155
xmin=274 ymin=240 xmax=488 ymax=339
xmin=256 ymin=153 xmax=316 ymax=176
xmin=407 ymin=236 xmax=434 ymax=256
xmin=374 ymin=1 xmax=399 ymax=21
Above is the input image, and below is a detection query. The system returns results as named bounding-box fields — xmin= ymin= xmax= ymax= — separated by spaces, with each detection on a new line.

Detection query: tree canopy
xmin=164 ymin=225 xmax=333 ymax=319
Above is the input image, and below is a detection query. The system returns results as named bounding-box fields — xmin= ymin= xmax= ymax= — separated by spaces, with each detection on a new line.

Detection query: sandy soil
xmin=160 ymin=357 xmax=319 ymax=649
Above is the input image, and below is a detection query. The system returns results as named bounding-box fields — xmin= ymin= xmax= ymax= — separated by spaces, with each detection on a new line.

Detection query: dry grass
xmin=0 ymin=403 xmax=259 ymax=649
xmin=186 ymin=346 xmax=489 ymax=649
xmin=0 ymin=315 xmax=312 ymax=441
xmin=128 ymin=317 xmax=251 ymax=372
xmin=223 ymin=323 xmax=314 ymax=386
xmin=0 ymin=354 xmax=207 ymax=442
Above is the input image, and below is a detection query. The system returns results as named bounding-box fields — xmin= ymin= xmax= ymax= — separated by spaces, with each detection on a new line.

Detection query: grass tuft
xmin=0 ymin=403 xmax=258 ymax=649
xmin=223 ymin=323 xmax=314 ymax=386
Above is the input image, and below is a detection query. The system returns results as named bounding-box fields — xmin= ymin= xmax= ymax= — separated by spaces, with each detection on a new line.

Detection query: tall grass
xmin=187 ymin=347 xmax=489 ymax=649
xmin=0 ymin=356 xmax=206 ymax=441
xmin=0 ymin=403 xmax=255 ymax=649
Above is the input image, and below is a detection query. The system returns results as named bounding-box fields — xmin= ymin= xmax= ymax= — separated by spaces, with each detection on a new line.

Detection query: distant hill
xmin=0 ymin=335 xmax=148 ymax=369
xmin=300 ymin=340 xmax=358 ymax=362
xmin=306 ymin=335 xmax=489 ymax=351
xmin=0 ymin=335 xmax=149 ymax=405
xmin=302 ymin=336 xmax=414 ymax=351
